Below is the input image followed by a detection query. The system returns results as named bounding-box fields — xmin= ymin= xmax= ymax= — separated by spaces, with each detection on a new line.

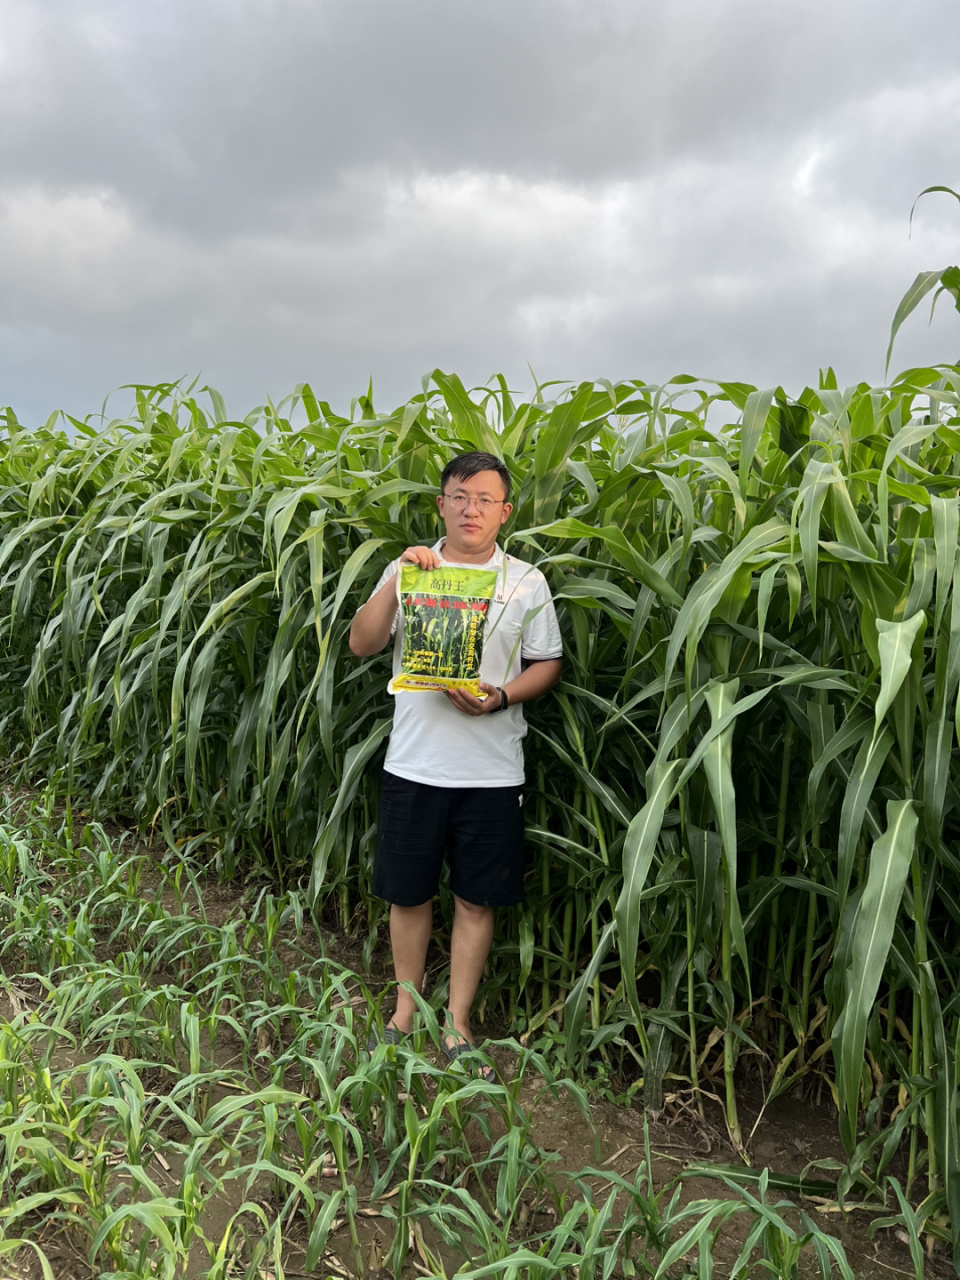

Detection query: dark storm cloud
xmin=1 ymin=0 xmax=958 ymax=423
xmin=5 ymin=0 xmax=953 ymax=226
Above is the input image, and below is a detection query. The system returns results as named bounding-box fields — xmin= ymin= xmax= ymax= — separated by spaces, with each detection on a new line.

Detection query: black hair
xmin=440 ymin=451 xmax=512 ymax=501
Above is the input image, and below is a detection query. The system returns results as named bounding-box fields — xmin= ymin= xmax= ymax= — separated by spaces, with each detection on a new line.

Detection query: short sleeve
xmin=372 ymin=560 xmax=398 ymax=596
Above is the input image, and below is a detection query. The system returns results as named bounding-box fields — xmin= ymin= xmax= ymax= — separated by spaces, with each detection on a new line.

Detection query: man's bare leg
xmin=388 ymin=900 xmax=433 ymax=1033
xmin=446 ymin=895 xmax=495 ymax=1045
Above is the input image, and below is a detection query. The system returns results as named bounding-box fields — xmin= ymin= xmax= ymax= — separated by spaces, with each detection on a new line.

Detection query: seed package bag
xmin=389 ymin=564 xmax=499 ymax=696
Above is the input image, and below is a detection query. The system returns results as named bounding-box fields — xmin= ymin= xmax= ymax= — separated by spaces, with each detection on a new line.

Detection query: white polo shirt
xmin=373 ymin=540 xmax=562 ymax=787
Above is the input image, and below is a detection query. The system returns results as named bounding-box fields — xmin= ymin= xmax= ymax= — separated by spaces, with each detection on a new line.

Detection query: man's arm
xmin=348 ymin=545 xmax=440 ymax=657
xmin=503 ymin=658 xmax=562 ymax=706
xmin=444 ymin=658 xmax=562 ymax=716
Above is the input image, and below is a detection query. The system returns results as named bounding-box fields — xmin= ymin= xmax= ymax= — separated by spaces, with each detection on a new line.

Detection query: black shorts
xmin=372 ymin=771 xmax=525 ymax=908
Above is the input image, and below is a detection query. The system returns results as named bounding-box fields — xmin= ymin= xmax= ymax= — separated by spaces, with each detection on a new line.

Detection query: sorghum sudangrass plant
xmin=886 ymin=183 xmax=960 ymax=372
xmin=4 ymin=361 xmax=960 ymax=1260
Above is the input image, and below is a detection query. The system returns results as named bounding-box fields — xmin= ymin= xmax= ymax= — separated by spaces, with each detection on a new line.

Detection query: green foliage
xmin=3 ymin=362 xmax=960 ymax=1261
xmin=886 ymin=185 xmax=960 ymax=371
xmin=0 ymin=802 xmax=862 ymax=1277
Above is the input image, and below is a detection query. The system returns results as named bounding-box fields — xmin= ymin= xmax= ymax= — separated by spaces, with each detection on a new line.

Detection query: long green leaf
xmin=702 ymin=680 xmax=748 ymax=971
xmin=832 ymin=799 xmax=917 ymax=1153
xmin=615 ymin=760 xmax=684 ymax=1024
xmin=874 ymin=611 xmax=925 ymax=727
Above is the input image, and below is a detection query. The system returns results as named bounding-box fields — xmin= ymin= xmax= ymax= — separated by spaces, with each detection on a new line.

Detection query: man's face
xmin=437 ymin=468 xmax=512 ymax=556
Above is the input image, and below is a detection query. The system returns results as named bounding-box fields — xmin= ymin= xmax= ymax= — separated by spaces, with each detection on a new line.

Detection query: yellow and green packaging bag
xmin=389 ymin=565 xmax=498 ymax=695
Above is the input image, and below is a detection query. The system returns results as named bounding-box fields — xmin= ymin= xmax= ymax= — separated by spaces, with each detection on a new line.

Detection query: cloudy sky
xmin=2 ymin=0 xmax=959 ymax=426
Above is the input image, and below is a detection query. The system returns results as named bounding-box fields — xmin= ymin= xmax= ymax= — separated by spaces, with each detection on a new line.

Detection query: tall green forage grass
xmin=3 ymin=361 xmax=960 ymax=1257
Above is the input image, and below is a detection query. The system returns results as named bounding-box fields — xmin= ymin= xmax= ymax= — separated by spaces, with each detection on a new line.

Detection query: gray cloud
xmin=1 ymin=0 xmax=958 ymax=424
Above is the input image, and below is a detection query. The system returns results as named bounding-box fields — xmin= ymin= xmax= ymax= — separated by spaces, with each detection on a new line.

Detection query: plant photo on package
xmin=388 ymin=564 xmax=498 ymax=695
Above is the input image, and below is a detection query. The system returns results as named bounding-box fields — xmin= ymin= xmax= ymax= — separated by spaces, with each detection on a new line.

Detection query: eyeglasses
xmin=441 ymin=492 xmax=505 ymax=513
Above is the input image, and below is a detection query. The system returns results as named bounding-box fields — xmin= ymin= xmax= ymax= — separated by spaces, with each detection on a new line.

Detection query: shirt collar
xmin=432 ymin=538 xmax=503 ymax=569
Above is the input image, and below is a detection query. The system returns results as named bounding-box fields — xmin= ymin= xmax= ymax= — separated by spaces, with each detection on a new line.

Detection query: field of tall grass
xmin=1 ymin=356 xmax=960 ymax=1275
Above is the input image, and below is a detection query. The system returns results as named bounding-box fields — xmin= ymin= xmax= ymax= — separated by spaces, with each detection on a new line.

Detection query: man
xmin=349 ymin=451 xmax=562 ymax=1070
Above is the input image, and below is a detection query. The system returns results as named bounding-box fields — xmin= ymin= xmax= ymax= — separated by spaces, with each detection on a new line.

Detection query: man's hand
xmin=444 ymin=660 xmax=562 ymax=716
xmin=399 ymin=545 xmax=441 ymax=570
xmin=444 ymin=680 xmax=501 ymax=717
